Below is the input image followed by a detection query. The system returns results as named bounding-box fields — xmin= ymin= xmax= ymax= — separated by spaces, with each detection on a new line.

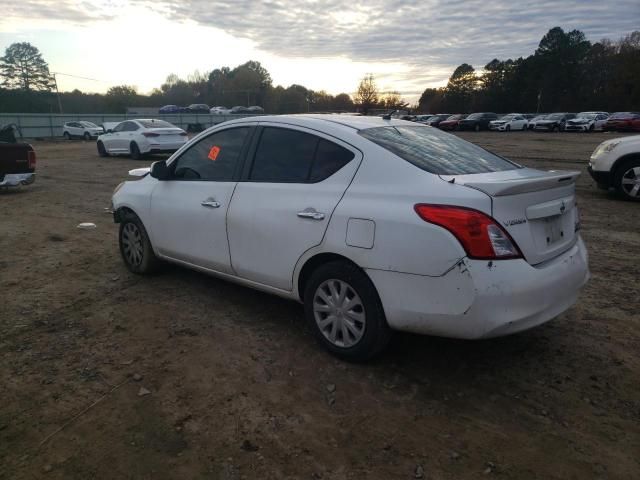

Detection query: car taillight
xmin=27 ymin=150 xmax=36 ymax=169
xmin=414 ymin=204 xmax=522 ymax=260
xmin=142 ymin=132 xmax=160 ymax=137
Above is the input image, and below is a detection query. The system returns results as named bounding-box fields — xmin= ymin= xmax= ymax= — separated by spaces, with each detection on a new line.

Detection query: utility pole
xmin=52 ymin=73 xmax=63 ymax=114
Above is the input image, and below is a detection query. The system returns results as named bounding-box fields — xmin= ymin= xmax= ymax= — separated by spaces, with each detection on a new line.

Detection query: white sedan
xmin=489 ymin=114 xmax=529 ymax=131
xmin=97 ymin=119 xmax=188 ymax=159
xmin=565 ymin=112 xmax=609 ymax=132
xmin=111 ymin=115 xmax=589 ymax=360
xmin=63 ymin=121 xmax=103 ymax=140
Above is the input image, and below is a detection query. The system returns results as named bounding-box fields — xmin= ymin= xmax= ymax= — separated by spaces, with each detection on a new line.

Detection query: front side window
xmin=122 ymin=122 xmax=139 ymax=132
xmin=249 ymin=127 xmax=355 ymax=183
xmin=359 ymin=126 xmax=519 ymax=175
xmin=113 ymin=122 xmax=125 ymax=132
xmin=172 ymin=127 xmax=250 ymax=181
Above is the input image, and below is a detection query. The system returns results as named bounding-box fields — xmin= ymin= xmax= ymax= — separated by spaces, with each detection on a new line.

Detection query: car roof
xmin=221 ymin=114 xmax=417 ymax=132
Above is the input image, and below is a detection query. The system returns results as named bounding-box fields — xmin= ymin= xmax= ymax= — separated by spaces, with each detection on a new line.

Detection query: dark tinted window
xmin=310 ymin=139 xmax=355 ymax=182
xmin=172 ymin=127 xmax=249 ymax=181
xmin=359 ymin=126 xmax=519 ymax=175
xmin=139 ymin=119 xmax=174 ymax=128
xmin=250 ymin=128 xmax=318 ymax=182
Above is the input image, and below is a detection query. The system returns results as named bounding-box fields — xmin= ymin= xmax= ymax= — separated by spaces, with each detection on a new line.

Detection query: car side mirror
xmin=150 ymin=161 xmax=170 ymax=180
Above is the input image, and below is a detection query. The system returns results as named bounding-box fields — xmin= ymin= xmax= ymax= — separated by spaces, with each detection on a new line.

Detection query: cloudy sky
xmin=1 ymin=0 xmax=638 ymax=101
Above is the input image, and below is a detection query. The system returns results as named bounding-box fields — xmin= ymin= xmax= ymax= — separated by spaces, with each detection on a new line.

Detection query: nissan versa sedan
xmin=111 ymin=115 xmax=590 ymax=360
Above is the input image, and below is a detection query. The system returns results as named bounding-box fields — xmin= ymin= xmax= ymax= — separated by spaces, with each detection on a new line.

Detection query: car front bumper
xmin=588 ymin=165 xmax=611 ymax=186
xmin=565 ymin=124 xmax=589 ymax=132
xmin=367 ymin=236 xmax=589 ymax=339
xmin=0 ymin=172 xmax=36 ymax=187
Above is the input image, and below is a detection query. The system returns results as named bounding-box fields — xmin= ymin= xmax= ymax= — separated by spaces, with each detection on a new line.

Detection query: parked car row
xmin=159 ymin=104 xmax=265 ymax=115
xmin=412 ymin=112 xmax=640 ymax=132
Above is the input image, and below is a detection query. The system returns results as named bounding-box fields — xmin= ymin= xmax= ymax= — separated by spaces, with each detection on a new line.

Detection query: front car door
xmin=104 ymin=122 xmax=126 ymax=153
xmin=227 ymin=124 xmax=362 ymax=290
xmin=148 ymin=125 xmax=253 ymax=273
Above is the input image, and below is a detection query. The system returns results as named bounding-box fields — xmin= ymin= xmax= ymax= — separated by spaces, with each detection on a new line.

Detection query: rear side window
xmin=359 ymin=126 xmax=519 ymax=175
xmin=172 ymin=127 xmax=250 ymax=181
xmin=250 ymin=127 xmax=354 ymax=183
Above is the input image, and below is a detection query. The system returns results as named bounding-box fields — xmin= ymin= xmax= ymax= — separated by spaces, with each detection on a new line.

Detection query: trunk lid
xmin=440 ymin=168 xmax=580 ymax=265
xmin=147 ymin=128 xmax=186 ymax=144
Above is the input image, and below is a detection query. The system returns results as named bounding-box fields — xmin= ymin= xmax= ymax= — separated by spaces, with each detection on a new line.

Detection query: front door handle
xmin=201 ymin=199 xmax=221 ymax=208
xmin=297 ymin=208 xmax=325 ymax=220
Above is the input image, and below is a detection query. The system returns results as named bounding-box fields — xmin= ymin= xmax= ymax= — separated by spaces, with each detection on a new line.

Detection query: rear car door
xmin=227 ymin=125 xmax=361 ymax=290
xmin=148 ymin=126 xmax=253 ymax=273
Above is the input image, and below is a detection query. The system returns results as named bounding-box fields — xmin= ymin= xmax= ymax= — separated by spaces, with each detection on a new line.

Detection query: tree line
xmin=418 ymin=27 xmax=640 ymax=114
xmin=1 ymin=26 xmax=638 ymax=115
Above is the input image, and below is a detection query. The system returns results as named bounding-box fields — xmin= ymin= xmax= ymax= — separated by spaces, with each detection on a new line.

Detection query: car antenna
xmin=382 ymin=110 xmax=397 ymax=120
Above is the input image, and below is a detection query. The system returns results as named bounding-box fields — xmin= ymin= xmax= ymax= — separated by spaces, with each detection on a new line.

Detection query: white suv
xmin=63 ymin=121 xmax=103 ymax=140
xmin=111 ymin=115 xmax=589 ymax=360
xmin=589 ymin=135 xmax=640 ymax=200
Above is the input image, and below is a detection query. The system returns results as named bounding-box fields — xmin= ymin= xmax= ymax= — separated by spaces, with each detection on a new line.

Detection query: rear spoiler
xmin=441 ymin=170 xmax=580 ymax=196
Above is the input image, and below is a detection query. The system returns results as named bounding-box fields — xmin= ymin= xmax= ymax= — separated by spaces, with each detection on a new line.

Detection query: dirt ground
xmin=1 ymin=131 xmax=639 ymax=480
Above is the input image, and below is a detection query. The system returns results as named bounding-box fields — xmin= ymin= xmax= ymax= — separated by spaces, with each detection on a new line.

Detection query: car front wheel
xmin=118 ymin=211 xmax=161 ymax=273
xmin=614 ymin=159 xmax=640 ymax=201
xmin=97 ymin=141 xmax=108 ymax=157
xmin=304 ymin=261 xmax=391 ymax=361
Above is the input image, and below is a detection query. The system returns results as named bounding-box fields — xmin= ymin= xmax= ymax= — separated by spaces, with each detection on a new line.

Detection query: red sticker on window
xmin=208 ymin=145 xmax=221 ymax=161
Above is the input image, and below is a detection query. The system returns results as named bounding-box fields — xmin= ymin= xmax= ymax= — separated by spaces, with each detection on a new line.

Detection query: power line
xmin=51 ymin=71 xmax=107 ymax=83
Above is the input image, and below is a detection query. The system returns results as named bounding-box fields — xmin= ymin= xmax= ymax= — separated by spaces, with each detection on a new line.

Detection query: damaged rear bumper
xmin=0 ymin=172 xmax=35 ymax=187
xmin=366 ymin=236 xmax=589 ymax=339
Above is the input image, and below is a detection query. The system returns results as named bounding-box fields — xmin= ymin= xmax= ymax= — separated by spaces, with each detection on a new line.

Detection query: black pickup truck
xmin=0 ymin=124 xmax=36 ymax=187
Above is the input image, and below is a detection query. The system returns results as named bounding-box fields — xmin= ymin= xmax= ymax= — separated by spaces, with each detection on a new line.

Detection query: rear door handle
xmin=297 ymin=208 xmax=325 ymax=220
xmin=201 ymin=199 xmax=221 ymax=208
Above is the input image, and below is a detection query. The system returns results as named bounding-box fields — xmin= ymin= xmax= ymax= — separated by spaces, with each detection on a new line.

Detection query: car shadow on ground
xmin=158 ymin=262 xmax=555 ymax=384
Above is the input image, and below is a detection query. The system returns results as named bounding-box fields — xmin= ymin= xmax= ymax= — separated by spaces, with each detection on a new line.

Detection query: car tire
xmin=522 ymin=124 xmax=527 ymax=131
xmin=118 ymin=211 xmax=161 ymax=274
xmin=614 ymin=158 xmax=640 ymax=202
xmin=97 ymin=141 xmax=108 ymax=157
xmin=130 ymin=142 xmax=142 ymax=160
xmin=63 ymin=131 xmax=71 ymax=140
xmin=83 ymin=132 xmax=91 ymax=141
xmin=474 ymin=124 xmax=480 ymax=132
xmin=304 ymin=261 xmax=391 ymax=361
xmin=553 ymin=125 xmax=560 ymax=133
xmin=589 ymin=124 xmax=594 ymax=132
xmin=506 ymin=125 xmax=511 ymax=132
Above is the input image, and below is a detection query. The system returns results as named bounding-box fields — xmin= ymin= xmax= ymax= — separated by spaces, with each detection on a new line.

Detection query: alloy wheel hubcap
xmin=313 ymin=279 xmax=366 ymax=348
xmin=122 ymin=223 xmax=144 ymax=266
xmin=621 ymin=167 xmax=640 ymax=198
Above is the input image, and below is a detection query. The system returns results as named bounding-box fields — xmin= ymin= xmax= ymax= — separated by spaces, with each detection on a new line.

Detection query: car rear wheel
xmin=614 ymin=159 xmax=640 ymax=202
xmin=130 ymin=142 xmax=142 ymax=160
xmin=522 ymin=124 xmax=527 ymax=131
xmin=118 ymin=211 xmax=161 ymax=273
xmin=83 ymin=132 xmax=91 ymax=141
xmin=304 ymin=261 xmax=391 ymax=361
xmin=553 ymin=125 xmax=560 ymax=132
xmin=506 ymin=125 xmax=511 ymax=132
xmin=63 ymin=132 xmax=71 ymax=140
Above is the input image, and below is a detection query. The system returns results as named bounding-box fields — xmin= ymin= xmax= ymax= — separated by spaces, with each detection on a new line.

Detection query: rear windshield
xmin=359 ymin=126 xmax=519 ymax=175
xmin=138 ymin=119 xmax=174 ymax=128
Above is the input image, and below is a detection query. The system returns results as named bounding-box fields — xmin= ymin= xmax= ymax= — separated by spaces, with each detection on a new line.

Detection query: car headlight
xmin=593 ymin=141 xmax=621 ymax=157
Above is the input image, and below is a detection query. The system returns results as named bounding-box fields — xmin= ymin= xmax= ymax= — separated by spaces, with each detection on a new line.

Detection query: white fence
xmin=0 ymin=113 xmax=260 ymax=138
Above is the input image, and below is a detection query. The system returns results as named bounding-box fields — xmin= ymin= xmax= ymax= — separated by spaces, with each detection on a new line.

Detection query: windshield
xmin=79 ymin=121 xmax=98 ymax=128
xmin=576 ymin=113 xmax=596 ymax=119
xmin=359 ymin=126 xmax=519 ymax=175
xmin=545 ymin=114 xmax=564 ymax=120
xmin=466 ymin=113 xmax=483 ymax=120
xmin=499 ymin=115 xmax=515 ymax=120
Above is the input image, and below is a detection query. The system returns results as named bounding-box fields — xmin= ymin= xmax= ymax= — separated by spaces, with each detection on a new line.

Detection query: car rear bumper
xmin=367 ymin=236 xmax=589 ymax=339
xmin=141 ymin=142 xmax=187 ymax=154
xmin=0 ymin=172 xmax=35 ymax=187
